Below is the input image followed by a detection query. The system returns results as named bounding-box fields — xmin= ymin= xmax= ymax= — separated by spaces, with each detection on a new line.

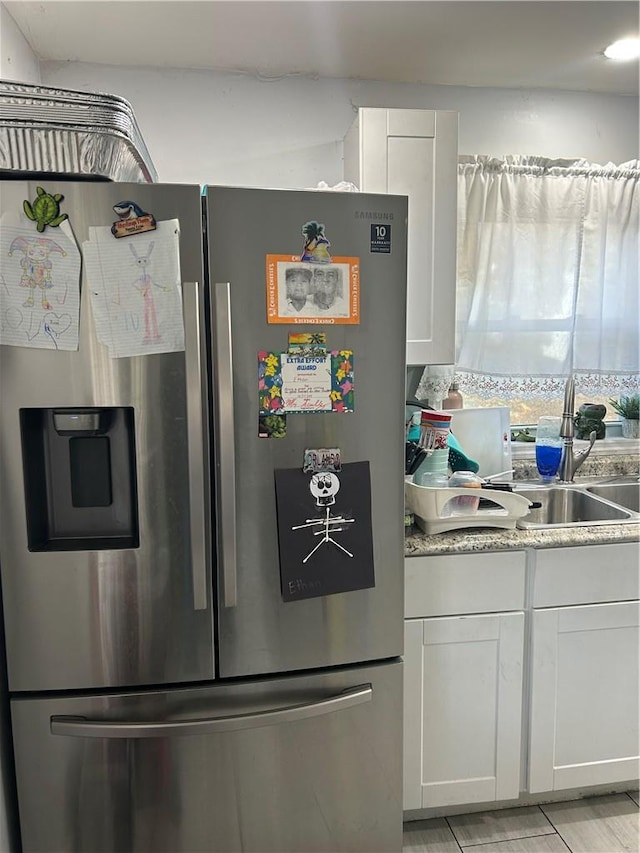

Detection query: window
xmin=455 ymin=156 xmax=639 ymax=425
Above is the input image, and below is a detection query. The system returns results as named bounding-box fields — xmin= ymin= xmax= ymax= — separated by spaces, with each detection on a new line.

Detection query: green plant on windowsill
xmin=608 ymin=394 xmax=640 ymax=439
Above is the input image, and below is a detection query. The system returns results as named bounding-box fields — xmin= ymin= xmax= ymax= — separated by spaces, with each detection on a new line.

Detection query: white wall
xmin=0 ymin=4 xmax=40 ymax=84
xmin=40 ymin=61 xmax=638 ymax=187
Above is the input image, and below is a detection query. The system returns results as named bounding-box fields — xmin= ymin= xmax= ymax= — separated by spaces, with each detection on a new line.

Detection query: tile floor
xmin=403 ymin=792 xmax=640 ymax=853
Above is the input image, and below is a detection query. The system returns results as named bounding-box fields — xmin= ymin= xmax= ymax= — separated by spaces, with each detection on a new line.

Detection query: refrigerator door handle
xmin=183 ymin=281 xmax=208 ymax=611
xmin=213 ymin=281 xmax=237 ymax=608
xmin=50 ymin=684 xmax=372 ymax=738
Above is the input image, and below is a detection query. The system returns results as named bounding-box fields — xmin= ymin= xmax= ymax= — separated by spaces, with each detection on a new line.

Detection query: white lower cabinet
xmin=403 ymin=542 xmax=640 ymax=814
xmin=528 ymin=600 xmax=640 ymax=793
xmin=403 ymin=611 xmax=524 ymax=810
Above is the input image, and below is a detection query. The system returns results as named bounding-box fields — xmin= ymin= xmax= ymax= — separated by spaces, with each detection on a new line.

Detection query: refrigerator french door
xmin=0 ymin=181 xmax=212 ymax=694
xmin=0 ymin=180 xmax=408 ymax=853
xmin=205 ymin=186 xmax=408 ymax=677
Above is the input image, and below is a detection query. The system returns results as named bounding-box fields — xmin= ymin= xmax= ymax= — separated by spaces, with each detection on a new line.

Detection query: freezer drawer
xmin=11 ymin=659 xmax=402 ymax=853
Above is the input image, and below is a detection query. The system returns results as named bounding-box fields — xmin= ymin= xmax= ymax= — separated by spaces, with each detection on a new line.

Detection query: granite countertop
xmin=405 ymin=454 xmax=640 ymax=557
xmin=405 ymin=520 xmax=640 ymax=556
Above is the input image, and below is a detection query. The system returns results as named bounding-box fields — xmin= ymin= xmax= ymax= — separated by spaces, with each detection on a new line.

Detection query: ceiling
xmin=5 ymin=1 xmax=639 ymax=95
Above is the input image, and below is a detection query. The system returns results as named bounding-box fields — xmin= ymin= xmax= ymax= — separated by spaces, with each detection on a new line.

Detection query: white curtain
xmin=456 ymin=155 xmax=639 ymax=399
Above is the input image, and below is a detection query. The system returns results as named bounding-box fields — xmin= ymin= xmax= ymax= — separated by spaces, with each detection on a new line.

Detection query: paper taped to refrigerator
xmin=83 ymin=220 xmax=184 ymax=358
xmin=0 ymin=215 xmax=81 ymax=351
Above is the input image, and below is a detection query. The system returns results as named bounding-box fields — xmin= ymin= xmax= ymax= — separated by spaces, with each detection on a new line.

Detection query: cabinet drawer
xmin=405 ymin=551 xmax=526 ymax=618
xmin=533 ymin=542 xmax=640 ymax=607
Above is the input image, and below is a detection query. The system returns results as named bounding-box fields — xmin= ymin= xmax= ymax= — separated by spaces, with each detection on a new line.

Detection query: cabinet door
xmin=529 ymin=602 xmax=640 ymax=793
xmin=345 ymin=108 xmax=458 ymax=366
xmin=404 ymin=612 xmax=524 ymax=810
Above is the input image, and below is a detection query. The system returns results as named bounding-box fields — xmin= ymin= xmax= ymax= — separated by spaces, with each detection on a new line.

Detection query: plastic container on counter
xmin=414 ymin=472 xmax=449 ymax=488
xmin=447 ymin=471 xmax=483 ymax=515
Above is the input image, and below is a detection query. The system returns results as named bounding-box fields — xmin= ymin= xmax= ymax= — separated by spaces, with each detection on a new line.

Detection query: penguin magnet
xmin=111 ymin=201 xmax=157 ymax=238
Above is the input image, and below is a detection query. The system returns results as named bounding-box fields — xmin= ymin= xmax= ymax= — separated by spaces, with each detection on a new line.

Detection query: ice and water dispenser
xmin=20 ymin=407 xmax=139 ymax=551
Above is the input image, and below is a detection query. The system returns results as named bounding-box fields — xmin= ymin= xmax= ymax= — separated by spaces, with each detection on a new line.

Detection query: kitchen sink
xmin=586 ymin=479 xmax=640 ymax=513
xmin=514 ymin=485 xmax=636 ymax=529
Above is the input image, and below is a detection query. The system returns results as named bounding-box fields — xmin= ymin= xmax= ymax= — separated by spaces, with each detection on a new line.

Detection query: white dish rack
xmin=405 ymin=481 xmax=533 ymax=535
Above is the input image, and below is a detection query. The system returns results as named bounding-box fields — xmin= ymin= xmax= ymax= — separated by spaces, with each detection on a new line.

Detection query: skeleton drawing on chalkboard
xmin=292 ymin=473 xmax=355 ymax=564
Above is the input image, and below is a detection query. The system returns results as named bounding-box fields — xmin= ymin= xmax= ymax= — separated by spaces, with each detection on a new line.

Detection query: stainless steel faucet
xmin=558 ymin=376 xmax=597 ymax=483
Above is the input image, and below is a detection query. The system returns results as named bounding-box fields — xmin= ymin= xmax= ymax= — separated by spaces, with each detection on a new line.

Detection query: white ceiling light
xmin=603 ymin=38 xmax=640 ymax=61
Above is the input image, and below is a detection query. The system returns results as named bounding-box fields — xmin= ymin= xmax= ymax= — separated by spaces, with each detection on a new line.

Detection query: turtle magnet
xmin=23 ymin=187 xmax=68 ymax=233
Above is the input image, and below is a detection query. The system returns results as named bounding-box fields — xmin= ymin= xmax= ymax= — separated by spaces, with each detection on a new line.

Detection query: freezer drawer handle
xmin=213 ymin=281 xmax=237 ymax=608
xmin=49 ymin=684 xmax=372 ymax=739
xmin=184 ymin=280 xmax=209 ymax=611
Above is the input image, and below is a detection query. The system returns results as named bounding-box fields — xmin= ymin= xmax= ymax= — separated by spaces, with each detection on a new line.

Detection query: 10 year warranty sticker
xmin=370 ymin=223 xmax=391 ymax=254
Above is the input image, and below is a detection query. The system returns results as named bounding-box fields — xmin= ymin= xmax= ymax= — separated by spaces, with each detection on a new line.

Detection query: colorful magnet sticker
xmin=258 ymin=351 xmax=284 ymax=413
xmin=1 ymin=216 xmax=81 ymax=351
xmin=300 ymin=220 xmax=332 ymax=263
xmin=303 ymin=448 xmax=342 ymax=473
xmin=258 ymin=350 xmax=354 ymax=414
xmin=110 ymin=201 xmax=157 ymax=238
xmin=287 ymin=331 xmax=327 ymax=357
xmin=370 ymin=222 xmax=392 ymax=254
xmin=259 ymin=414 xmax=287 ymax=438
xmin=330 ymin=350 xmax=354 ymax=412
xmin=274 ymin=461 xmax=375 ymax=602
xmin=22 ymin=187 xmax=68 ymax=233
xmin=266 ymin=255 xmax=360 ymax=325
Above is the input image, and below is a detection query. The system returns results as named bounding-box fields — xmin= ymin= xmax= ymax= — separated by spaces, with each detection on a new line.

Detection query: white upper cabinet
xmin=344 ymin=108 xmax=459 ymax=365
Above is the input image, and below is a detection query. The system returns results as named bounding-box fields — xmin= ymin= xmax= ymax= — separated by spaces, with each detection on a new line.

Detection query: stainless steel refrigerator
xmin=0 ymin=180 xmax=408 ymax=852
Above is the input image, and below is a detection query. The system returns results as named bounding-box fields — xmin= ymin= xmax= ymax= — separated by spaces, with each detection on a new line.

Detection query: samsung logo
xmin=354 ymin=211 xmax=394 ymax=220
